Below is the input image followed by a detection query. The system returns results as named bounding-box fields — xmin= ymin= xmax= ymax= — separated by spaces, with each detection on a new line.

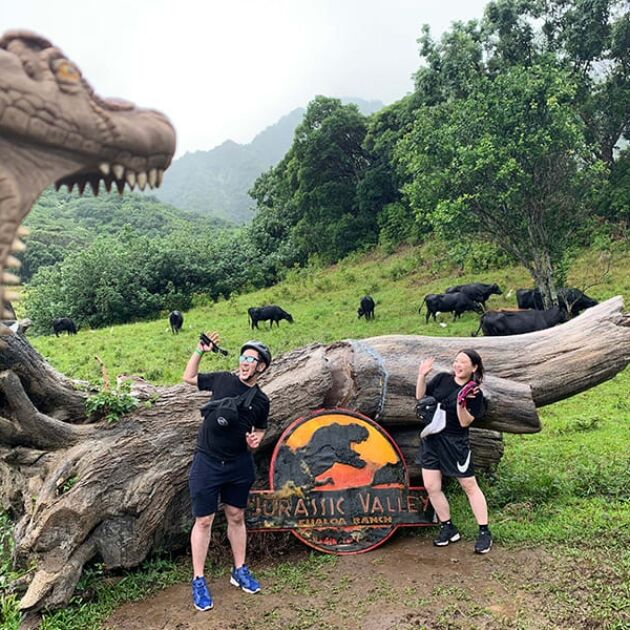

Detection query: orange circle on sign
xmin=269 ymin=408 xmax=409 ymax=554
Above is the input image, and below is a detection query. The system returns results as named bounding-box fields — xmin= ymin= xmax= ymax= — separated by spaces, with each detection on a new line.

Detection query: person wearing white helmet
xmin=183 ymin=332 xmax=271 ymax=611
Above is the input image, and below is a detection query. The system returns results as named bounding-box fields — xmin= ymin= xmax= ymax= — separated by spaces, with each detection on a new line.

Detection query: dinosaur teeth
xmin=55 ymin=181 xmax=62 ymax=191
xmin=148 ymin=168 xmax=157 ymax=188
xmin=115 ymin=178 xmax=125 ymax=194
xmin=99 ymin=163 xmax=111 ymax=176
xmin=18 ymin=226 xmax=29 ymax=237
xmin=103 ymin=178 xmax=113 ymax=193
xmin=112 ymin=164 xmax=125 ymax=180
xmin=157 ymin=169 xmax=164 ymax=187
xmin=89 ymin=176 xmax=100 ymax=196
xmin=126 ymin=172 xmax=136 ymax=189
xmin=11 ymin=238 xmax=26 ymax=253
xmin=137 ymin=171 xmax=147 ymax=191
xmin=6 ymin=256 xmax=21 ymax=268
xmin=2 ymin=272 xmax=20 ymax=284
xmin=77 ymin=178 xmax=87 ymax=195
xmin=67 ymin=181 xmax=75 ymax=193
xmin=4 ymin=290 xmax=20 ymax=302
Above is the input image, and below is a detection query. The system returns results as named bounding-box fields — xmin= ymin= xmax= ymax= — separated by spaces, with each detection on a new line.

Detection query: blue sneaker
xmin=230 ymin=565 xmax=261 ymax=594
xmin=192 ymin=576 xmax=213 ymax=611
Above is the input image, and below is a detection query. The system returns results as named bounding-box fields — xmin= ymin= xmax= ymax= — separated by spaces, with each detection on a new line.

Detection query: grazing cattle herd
xmin=416 ymin=282 xmax=597 ymax=336
xmin=40 ymin=281 xmax=600 ymax=342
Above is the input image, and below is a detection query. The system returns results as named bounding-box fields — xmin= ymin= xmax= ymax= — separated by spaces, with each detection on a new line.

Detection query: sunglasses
xmin=239 ymin=355 xmax=259 ymax=364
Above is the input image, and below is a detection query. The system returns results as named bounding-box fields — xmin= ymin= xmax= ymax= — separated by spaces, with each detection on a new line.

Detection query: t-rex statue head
xmin=0 ymin=30 xmax=176 ymax=319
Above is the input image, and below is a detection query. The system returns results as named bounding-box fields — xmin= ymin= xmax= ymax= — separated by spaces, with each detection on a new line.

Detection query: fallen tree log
xmin=0 ymin=296 xmax=628 ymax=616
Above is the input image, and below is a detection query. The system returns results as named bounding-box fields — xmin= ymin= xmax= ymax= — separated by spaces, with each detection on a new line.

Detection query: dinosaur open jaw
xmin=55 ymin=163 xmax=165 ymax=195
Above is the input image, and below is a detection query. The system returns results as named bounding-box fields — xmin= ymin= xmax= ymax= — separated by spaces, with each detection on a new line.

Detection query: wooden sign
xmin=247 ymin=408 xmax=435 ymax=554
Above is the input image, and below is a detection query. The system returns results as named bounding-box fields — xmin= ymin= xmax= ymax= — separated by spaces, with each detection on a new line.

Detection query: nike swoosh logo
xmin=457 ymin=451 xmax=471 ymax=473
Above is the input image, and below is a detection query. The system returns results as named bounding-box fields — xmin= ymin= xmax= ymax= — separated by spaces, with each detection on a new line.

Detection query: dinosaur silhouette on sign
xmin=274 ymin=422 xmax=370 ymax=488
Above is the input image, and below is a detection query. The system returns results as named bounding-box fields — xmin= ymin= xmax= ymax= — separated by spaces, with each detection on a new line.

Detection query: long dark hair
xmin=459 ymin=348 xmax=484 ymax=384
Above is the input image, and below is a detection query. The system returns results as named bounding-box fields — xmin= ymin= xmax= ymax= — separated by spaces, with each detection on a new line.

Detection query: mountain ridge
xmin=153 ymin=97 xmax=384 ymax=223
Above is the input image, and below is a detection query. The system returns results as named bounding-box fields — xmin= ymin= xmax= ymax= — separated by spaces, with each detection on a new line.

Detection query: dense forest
xmin=20 ymin=0 xmax=629 ymax=333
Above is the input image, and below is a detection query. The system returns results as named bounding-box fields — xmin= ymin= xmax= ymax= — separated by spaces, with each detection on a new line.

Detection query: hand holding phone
xmin=457 ymin=380 xmax=478 ymax=407
xmin=199 ymin=332 xmax=229 ymax=356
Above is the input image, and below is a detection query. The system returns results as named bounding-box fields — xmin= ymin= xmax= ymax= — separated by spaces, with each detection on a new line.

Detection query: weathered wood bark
xmin=0 ymin=296 xmax=628 ymax=617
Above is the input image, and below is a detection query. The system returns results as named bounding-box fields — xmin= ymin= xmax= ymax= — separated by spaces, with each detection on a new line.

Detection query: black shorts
xmin=188 ymin=450 xmax=256 ymax=517
xmin=420 ymin=432 xmax=475 ymax=478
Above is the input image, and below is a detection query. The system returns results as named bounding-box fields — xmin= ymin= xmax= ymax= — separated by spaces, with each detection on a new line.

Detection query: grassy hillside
xmin=31 ymin=240 xmax=629 ymax=386
xmin=4 ymin=240 xmax=628 ymax=629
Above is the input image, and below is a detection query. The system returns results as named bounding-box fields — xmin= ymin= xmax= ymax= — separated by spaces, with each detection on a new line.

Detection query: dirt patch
xmin=102 ymin=531 xmax=599 ymax=630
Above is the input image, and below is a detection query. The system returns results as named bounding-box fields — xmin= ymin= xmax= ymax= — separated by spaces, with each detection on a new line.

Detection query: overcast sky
xmin=4 ymin=0 xmax=490 ymax=157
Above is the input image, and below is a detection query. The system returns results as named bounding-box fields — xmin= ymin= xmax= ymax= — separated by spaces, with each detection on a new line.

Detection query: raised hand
xmin=199 ymin=331 xmax=220 ymax=353
xmin=418 ymin=357 xmax=434 ymax=377
xmin=457 ymin=380 xmax=479 ymax=406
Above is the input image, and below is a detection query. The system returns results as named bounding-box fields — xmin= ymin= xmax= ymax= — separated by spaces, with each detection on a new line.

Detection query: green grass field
xmin=2 ymin=240 xmax=629 ymax=629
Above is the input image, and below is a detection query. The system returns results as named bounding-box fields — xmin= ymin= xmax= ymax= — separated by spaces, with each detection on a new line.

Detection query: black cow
xmin=517 ymin=287 xmax=598 ymax=316
xmin=248 ymin=305 xmax=294 ymax=329
xmin=557 ymin=288 xmax=598 ymax=317
xmin=357 ymin=295 xmax=376 ymax=320
xmin=446 ymin=282 xmax=502 ymax=309
xmin=473 ymin=306 xmax=567 ymax=336
xmin=516 ymin=288 xmax=544 ymax=310
xmin=419 ymin=292 xmax=483 ymax=324
xmin=168 ymin=310 xmax=183 ymax=334
xmin=53 ymin=317 xmax=77 ymax=336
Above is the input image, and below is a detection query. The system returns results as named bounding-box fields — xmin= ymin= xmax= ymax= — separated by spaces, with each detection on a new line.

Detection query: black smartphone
xmin=199 ymin=332 xmax=229 ymax=356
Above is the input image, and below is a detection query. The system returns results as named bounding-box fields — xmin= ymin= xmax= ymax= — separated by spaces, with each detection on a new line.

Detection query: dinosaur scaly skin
xmin=0 ymin=30 xmax=176 ymax=318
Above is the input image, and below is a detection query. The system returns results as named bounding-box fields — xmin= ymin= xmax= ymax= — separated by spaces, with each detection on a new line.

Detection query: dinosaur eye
xmin=52 ymin=59 xmax=81 ymax=83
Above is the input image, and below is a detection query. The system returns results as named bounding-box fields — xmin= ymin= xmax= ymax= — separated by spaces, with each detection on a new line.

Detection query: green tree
xmin=483 ymin=0 xmax=630 ymax=166
xmin=360 ymin=97 xmax=422 ymax=248
xmin=398 ymin=61 xmax=606 ymax=306
xmin=596 ymin=148 xmax=630 ymax=223
xmin=249 ymin=96 xmax=377 ymax=265
xmin=248 ymin=156 xmax=306 ymax=280
xmin=291 ymin=97 xmax=375 ymax=262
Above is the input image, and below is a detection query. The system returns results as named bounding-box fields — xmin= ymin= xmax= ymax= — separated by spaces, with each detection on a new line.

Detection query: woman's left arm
xmin=456 ymin=403 xmax=476 ymax=428
xmin=457 ymin=386 xmax=482 ymax=428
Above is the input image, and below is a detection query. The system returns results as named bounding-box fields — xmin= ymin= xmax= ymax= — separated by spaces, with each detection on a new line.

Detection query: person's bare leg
xmin=224 ymin=504 xmax=247 ymax=568
xmin=457 ymin=476 xmax=488 ymax=524
xmin=191 ymin=514 xmax=214 ymax=577
xmin=422 ymin=468 xmax=450 ymax=521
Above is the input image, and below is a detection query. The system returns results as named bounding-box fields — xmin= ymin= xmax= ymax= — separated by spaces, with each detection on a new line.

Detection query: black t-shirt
xmin=196 ymin=371 xmax=269 ymax=459
xmin=425 ymin=372 xmax=485 ymax=436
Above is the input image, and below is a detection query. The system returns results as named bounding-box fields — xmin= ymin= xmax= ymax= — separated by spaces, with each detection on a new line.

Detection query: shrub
xmin=86 ymin=382 xmax=139 ymax=424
